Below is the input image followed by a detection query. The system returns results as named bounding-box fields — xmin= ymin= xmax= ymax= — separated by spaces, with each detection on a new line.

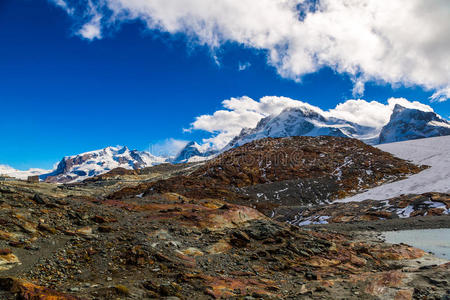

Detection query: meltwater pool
xmin=382 ymin=228 xmax=450 ymax=260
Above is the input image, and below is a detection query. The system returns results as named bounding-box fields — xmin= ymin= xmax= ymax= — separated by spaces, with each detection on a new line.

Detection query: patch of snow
xmin=397 ymin=205 xmax=415 ymax=218
xmin=338 ymin=136 xmax=450 ymax=203
xmin=428 ymin=121 xmax=450 ymax=128
xmin=423 ymin=201 xmax=449 ymax=214
xmin=290 ymin=215 xmax=330 ymax=226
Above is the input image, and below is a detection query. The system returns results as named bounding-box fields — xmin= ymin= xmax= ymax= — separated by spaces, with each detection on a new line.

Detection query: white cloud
xmin=78 ymin=18 xmax=102 ymax=40
xmin=238 ymin=62 xmax=251 ymax=71
xmin=430 ymin=88 xmax=450 ymax=103
xmin=50 ymin=0 xmax=450 ymax=100
xmin=148 ymin=138 xmax=189 ymax=157
xmin=50 ymin=0 xmax=74 ymax=14
xmin=188 ymin=96 xmax=436 ymax=149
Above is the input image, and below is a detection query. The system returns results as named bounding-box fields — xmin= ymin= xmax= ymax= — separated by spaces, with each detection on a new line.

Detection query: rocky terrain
xmin=0 ymin=136 xmax=448 ymax=299
xmin=0 ymin=178 xmax=449 ymax=299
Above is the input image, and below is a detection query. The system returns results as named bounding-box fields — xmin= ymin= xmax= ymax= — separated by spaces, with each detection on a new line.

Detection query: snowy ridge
xmin=42 ymin=146 xmax=166 ymax=183
xmin=3 ymin=103 xmax=450 ymax=184
xmin=337 ymin=135 xmax=450 ymax=202
xmin=224 ymin=104 xmax=450 ymax=150
xmin=225 ymin=106 xmax=380 ymax=150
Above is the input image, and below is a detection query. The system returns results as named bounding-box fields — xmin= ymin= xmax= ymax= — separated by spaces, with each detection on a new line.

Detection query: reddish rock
xmin=0 ymin=277 xmax=82 ymax=300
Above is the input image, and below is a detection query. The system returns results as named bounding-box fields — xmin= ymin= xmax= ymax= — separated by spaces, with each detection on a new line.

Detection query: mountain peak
xmin=379 ymin=106 xmax=450 ymax=143
xmin=225 ymin=105 xmax=380 ymax=149
xmin=392 ymin=104 xmax=407 ymax=113
xmin=172 ymin=141 xmax=216 ymax=164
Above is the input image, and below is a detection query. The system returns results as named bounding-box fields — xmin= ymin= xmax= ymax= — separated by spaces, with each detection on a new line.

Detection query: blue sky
xmin=0 ymin=0 xmax=449 ymax=169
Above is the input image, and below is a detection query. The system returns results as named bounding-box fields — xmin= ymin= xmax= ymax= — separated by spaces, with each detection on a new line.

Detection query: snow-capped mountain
xmin=171 ymin=141 xmax=218 ymax=163
xmin=4 ymin=103 xmax=450 ymax=184
xmin=225 ymin=106 xmax=380 ymax=149
xmin=0 ymin=165 xmax=50 ymax=180
xmin=42 ymin=146 xmax=166 ymax=183
xmin=379 ymin=104 xmax=450 ymax=143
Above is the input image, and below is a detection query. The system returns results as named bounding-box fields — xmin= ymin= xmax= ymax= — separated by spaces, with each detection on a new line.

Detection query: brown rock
xmin=395 ymin=289 xmax=414 ymax=300
xmin=0 ymin=252 xmax=20 ymax=271
xmin=0 ymin=277 xmax=81 ymax=299
xmin=206 ymin=240 xmax=232 ymax=254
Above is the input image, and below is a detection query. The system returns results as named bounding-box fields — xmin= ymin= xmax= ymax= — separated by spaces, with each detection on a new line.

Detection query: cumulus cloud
xmin=187 ymin=96 xmax=435 ymax=149
xmin=148 ymin=138 xmax=189 ymax=157
xmin=50 ymin=0 xmax=450 ymax=100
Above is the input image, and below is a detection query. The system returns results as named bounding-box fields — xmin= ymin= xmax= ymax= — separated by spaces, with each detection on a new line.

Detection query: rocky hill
xmin=110 ymin=136 xmax=425 ymax=212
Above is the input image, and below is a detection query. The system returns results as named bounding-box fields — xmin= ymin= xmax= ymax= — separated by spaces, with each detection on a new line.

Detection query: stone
xmin=181 ymin=247 xmax=204 ymax=256
xmin=0 ymin=251 xmax=20 ymax=271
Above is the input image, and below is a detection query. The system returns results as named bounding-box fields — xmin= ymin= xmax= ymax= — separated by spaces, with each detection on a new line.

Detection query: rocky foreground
xmin=0 ymin=137 xmax=448 ymax=299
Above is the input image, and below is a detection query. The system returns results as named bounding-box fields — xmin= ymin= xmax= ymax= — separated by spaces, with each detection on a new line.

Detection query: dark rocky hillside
xmin=110 ymin=136 xmax=425 ymax=211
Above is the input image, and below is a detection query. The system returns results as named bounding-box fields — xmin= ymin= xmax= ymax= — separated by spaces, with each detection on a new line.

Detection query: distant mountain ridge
xmin=225 ymin=105 xmax=380 ymax=150
xmin=41 ymin=146 xmax=166 ymax=183
xmin=3 ymin=104 xmax=450 ymax=183
xmin=224 ymin=104 xmax=450 ymax=150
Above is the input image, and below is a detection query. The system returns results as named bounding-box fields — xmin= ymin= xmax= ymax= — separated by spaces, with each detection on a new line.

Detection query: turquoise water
xmin=382 ymin=228 xmax=450 ymax=260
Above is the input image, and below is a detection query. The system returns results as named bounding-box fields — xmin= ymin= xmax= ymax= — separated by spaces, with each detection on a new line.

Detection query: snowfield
xmin=338 ymin=135 xmax=450 ymax=202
